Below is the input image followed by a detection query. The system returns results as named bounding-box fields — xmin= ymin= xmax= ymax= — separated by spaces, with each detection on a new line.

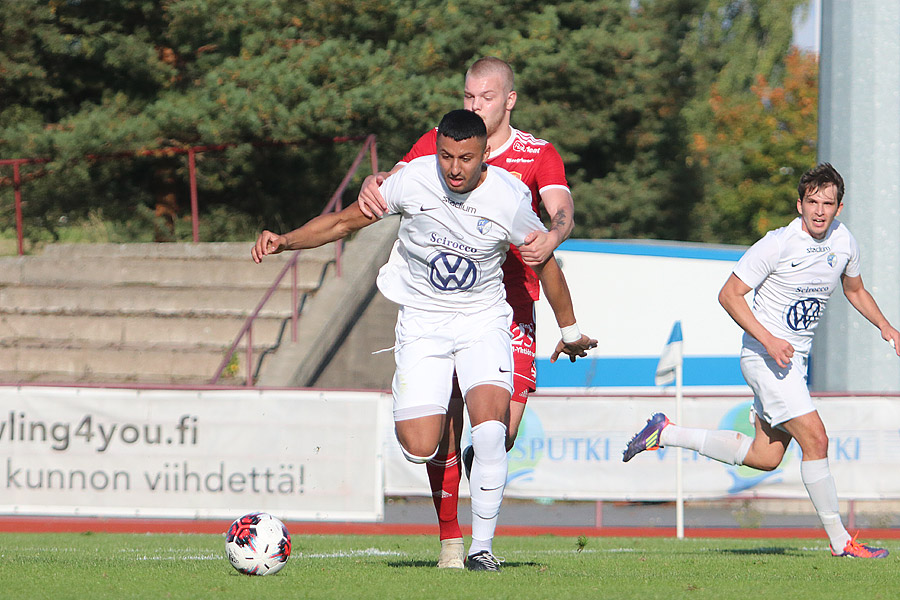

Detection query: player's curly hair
xmin=798 ymin=163 xmax=844 ymax=203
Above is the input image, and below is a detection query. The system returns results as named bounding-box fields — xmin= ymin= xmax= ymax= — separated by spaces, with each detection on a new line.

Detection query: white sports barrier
xmin=4 ymin=387 xmax=899 ymax=521
xmin=0 ymin=387 xmax=388 ymax=521
xmin=385 ymin=394 xmax=900 ymax=501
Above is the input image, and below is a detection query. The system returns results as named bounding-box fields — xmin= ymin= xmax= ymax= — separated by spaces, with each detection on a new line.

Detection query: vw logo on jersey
xmin=429 ymin=252 xmax=478 ymax=291
xmin=477 ymin=218 xmax=492 ymax=235
xmin=786 ymin=298 xmax=821 ymax=331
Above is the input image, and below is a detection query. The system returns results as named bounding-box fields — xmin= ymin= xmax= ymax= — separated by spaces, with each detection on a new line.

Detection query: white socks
xmin=801 ymin=458 xmax=850 ymax=550
xmin=660 ymin=425 xmax=752 ymax=466
xmin=468 ymin=420 xmax=508 ymax=555
xmin=660 ymin=426 xmax=850 ymax=550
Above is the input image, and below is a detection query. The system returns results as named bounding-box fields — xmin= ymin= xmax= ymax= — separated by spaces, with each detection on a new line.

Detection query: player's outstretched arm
xmin=532 ymin=253 xmax=597 ymax=363
xmin=842 ymin=273 xmax=900 ymax=356
xmin=519 ymin=188 xmax=574 ymax=266
xmin=251 ymin=203 xmax=376 ymax=263
xmin=718 ymin=273 xmax=794 ymax=367
xmin=357 ymin=164 xmax=405 ymax=218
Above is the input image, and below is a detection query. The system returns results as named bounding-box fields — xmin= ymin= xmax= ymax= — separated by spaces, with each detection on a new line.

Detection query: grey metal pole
xmin=812 ymin=0 xmax=900 ymax=391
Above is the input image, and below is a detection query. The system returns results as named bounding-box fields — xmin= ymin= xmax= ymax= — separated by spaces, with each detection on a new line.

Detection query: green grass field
xmin=1 ymin=533 xmax=896 ymax=599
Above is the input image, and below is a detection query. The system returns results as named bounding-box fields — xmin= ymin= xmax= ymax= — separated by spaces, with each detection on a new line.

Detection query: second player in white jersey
xmin=622 ymin=163 xmax=899 ymax=559
xmin=734 ymin=217 xmax=860 ymax=356
xmin=376 ymin=154 xmax=545 ymax=313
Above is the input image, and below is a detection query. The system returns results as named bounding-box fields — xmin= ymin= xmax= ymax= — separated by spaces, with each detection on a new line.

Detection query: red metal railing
xmin=1 ymin=137 xmax=373 ymax=253
xmin=0 ymin=158 xmax=50 ymax=255
xmin=209 ymin=134 xmax=379 ymax=386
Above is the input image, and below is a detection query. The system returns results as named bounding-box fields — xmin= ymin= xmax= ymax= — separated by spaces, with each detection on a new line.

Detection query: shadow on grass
xmin=721 ymin=547 xmax=795 ymax=556
xmin=387 ymin=560 xmax=542 ymax=569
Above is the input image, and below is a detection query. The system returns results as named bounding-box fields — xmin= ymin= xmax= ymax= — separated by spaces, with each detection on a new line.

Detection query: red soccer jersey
xmin=399 ymin=127 xmax=570 ymax=307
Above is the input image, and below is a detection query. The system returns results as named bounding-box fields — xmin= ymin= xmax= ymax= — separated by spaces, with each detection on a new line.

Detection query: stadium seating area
xmin=0 ymin=241 xmax=332 ymax=385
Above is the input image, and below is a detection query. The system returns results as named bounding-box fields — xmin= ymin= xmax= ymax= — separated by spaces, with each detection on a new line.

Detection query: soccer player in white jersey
xmin=252 ymin=109 xmax=596 ymax=572
xmin=357 ymin=57 xmax=586 ymax=569
xmin=622 ymin=163 xmax=899 ymax=558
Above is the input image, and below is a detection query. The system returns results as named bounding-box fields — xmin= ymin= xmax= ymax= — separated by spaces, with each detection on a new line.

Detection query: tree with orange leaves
xmin=689 ymin=48 xmax=819 ymax=245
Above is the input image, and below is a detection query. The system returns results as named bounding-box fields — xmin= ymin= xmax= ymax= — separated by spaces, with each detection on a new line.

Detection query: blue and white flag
xmin=655 ymin=321 xmax=683 ymax=386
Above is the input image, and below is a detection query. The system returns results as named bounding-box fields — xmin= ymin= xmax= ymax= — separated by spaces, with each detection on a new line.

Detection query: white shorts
xmin=391 ymin=305 xmax=513 ymax=421
xmin=740 ymin=350 xmax=815 ymax=430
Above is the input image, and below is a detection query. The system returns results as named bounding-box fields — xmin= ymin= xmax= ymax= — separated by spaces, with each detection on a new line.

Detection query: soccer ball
xmin=225 ymin=512 xmax=292 ymax=575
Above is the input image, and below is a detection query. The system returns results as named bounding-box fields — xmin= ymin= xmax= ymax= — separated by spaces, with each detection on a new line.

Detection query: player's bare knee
xmin=394 ymin=428 xmax=440 ymax=462
xmin=746 ymin=446 xmax=785 ymax=471
xmin=755 ymin=459 xmax=781 ymax=472
xmin=797 ymin=432 xmax=829 ymax=459
xmin=399 ymin=442 xmax=438 ymax=464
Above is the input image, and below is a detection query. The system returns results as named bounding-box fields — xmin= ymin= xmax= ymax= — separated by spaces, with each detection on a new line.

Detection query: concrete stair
xmin=0 ymin=242 xmax=333 ymax=385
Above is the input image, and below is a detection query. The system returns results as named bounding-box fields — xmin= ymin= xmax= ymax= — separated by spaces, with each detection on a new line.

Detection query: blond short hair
xmin=466 ymin=57 xmax=515 ymax=94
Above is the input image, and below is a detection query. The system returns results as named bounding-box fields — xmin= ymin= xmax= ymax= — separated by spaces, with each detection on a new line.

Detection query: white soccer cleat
xmin=437 ymin=537 xmax=465 ymax=569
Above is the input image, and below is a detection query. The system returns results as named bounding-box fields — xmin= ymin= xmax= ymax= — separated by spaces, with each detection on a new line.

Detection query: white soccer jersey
xmin=376 ymin=155 xmax=546 ymax=313
xmin=734 ymin=217 xmax=860 ymax=356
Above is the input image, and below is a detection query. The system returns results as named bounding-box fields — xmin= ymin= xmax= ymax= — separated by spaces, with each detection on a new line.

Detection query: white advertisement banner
xmin=384 ymin=395 xmax=900 ymax=501
xmin=0 ymin=387 xmax=387 ymax=521
xmin=534 ymin=241 xmax=748 ymax=392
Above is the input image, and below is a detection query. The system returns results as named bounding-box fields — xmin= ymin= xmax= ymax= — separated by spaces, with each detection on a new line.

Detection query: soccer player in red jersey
xmin=358 ymin=57 xmax=588 ymax=568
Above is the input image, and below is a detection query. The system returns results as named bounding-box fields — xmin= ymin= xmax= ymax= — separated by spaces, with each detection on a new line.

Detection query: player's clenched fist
xmin=251 ymin=230 xmax=287 ymax=263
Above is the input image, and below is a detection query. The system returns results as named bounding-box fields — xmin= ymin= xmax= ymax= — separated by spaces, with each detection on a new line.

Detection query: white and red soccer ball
xmin=225 ymin=512 xmax=292 ymax=575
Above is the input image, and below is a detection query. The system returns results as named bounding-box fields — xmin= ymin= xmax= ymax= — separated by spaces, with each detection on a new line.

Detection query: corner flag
xmin=655 ymin=321 xmax=683 ymax=386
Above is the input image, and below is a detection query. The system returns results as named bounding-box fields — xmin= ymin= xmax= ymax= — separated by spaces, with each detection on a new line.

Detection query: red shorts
xmin=510 ymin=303 xmax=536 ymax=404
xmin=451 ymin=302 xmax=537 ymax=404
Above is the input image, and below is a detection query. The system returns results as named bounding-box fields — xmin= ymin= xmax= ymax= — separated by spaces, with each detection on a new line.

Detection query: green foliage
xmin=1 ymin=0 xmax=815 ymax=246
xmin=682 ymin=0 xmax=813 ymax=243
xmin=689 ymin=48 xmax=818 ymax=244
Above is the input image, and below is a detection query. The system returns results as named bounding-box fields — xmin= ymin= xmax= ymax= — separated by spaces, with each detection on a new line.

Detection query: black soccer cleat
xmin=466 ymin=550 xmax=503 ymax=572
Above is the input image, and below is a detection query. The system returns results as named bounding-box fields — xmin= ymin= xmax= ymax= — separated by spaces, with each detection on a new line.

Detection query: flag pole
xmin=675 ymin=361 xmax=684 ymax=539
xmin=654 ymin=320 xmax=684 ymax=539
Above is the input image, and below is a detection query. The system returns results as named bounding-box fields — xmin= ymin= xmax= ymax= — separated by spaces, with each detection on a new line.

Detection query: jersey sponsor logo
xmin=505 ymin=158 xmax=534 ymax=164
xmin=477 ymin=218 xmax=492 ymax=235
xmin=430 ymin=232 xmax=478 ymax=254
xmin=807 ymin=245 xmax=831 ymax=253
xmin=512 ymin=141 xmax=541 ymax=154
xmin=441 ymin=195 xmax=476 ymax=213
xmin=795 ymin=285 xmax=829 ymax=293
xmin=786 ymin=298 xmax=821 ymax=331
xmin=429 ymin=252 xmax=478 ymax=291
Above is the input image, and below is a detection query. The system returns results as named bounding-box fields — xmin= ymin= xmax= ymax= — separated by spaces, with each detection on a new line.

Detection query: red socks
xmin=426 ymin=451 xmax=462 ymax=540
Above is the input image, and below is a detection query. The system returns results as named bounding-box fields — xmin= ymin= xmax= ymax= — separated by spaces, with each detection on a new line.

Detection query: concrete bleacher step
xmin=0 ymin=284 xmax=300 ymax=316
xmin=0 ymin=341 xmax=249 ymax=383
xmin=0 ymin=241 xmax=336 ymax=385
xmin=0 ymin=247 xmax=333 ymax=287
xmin=0 ymin=312 xmax=285 ymax=346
